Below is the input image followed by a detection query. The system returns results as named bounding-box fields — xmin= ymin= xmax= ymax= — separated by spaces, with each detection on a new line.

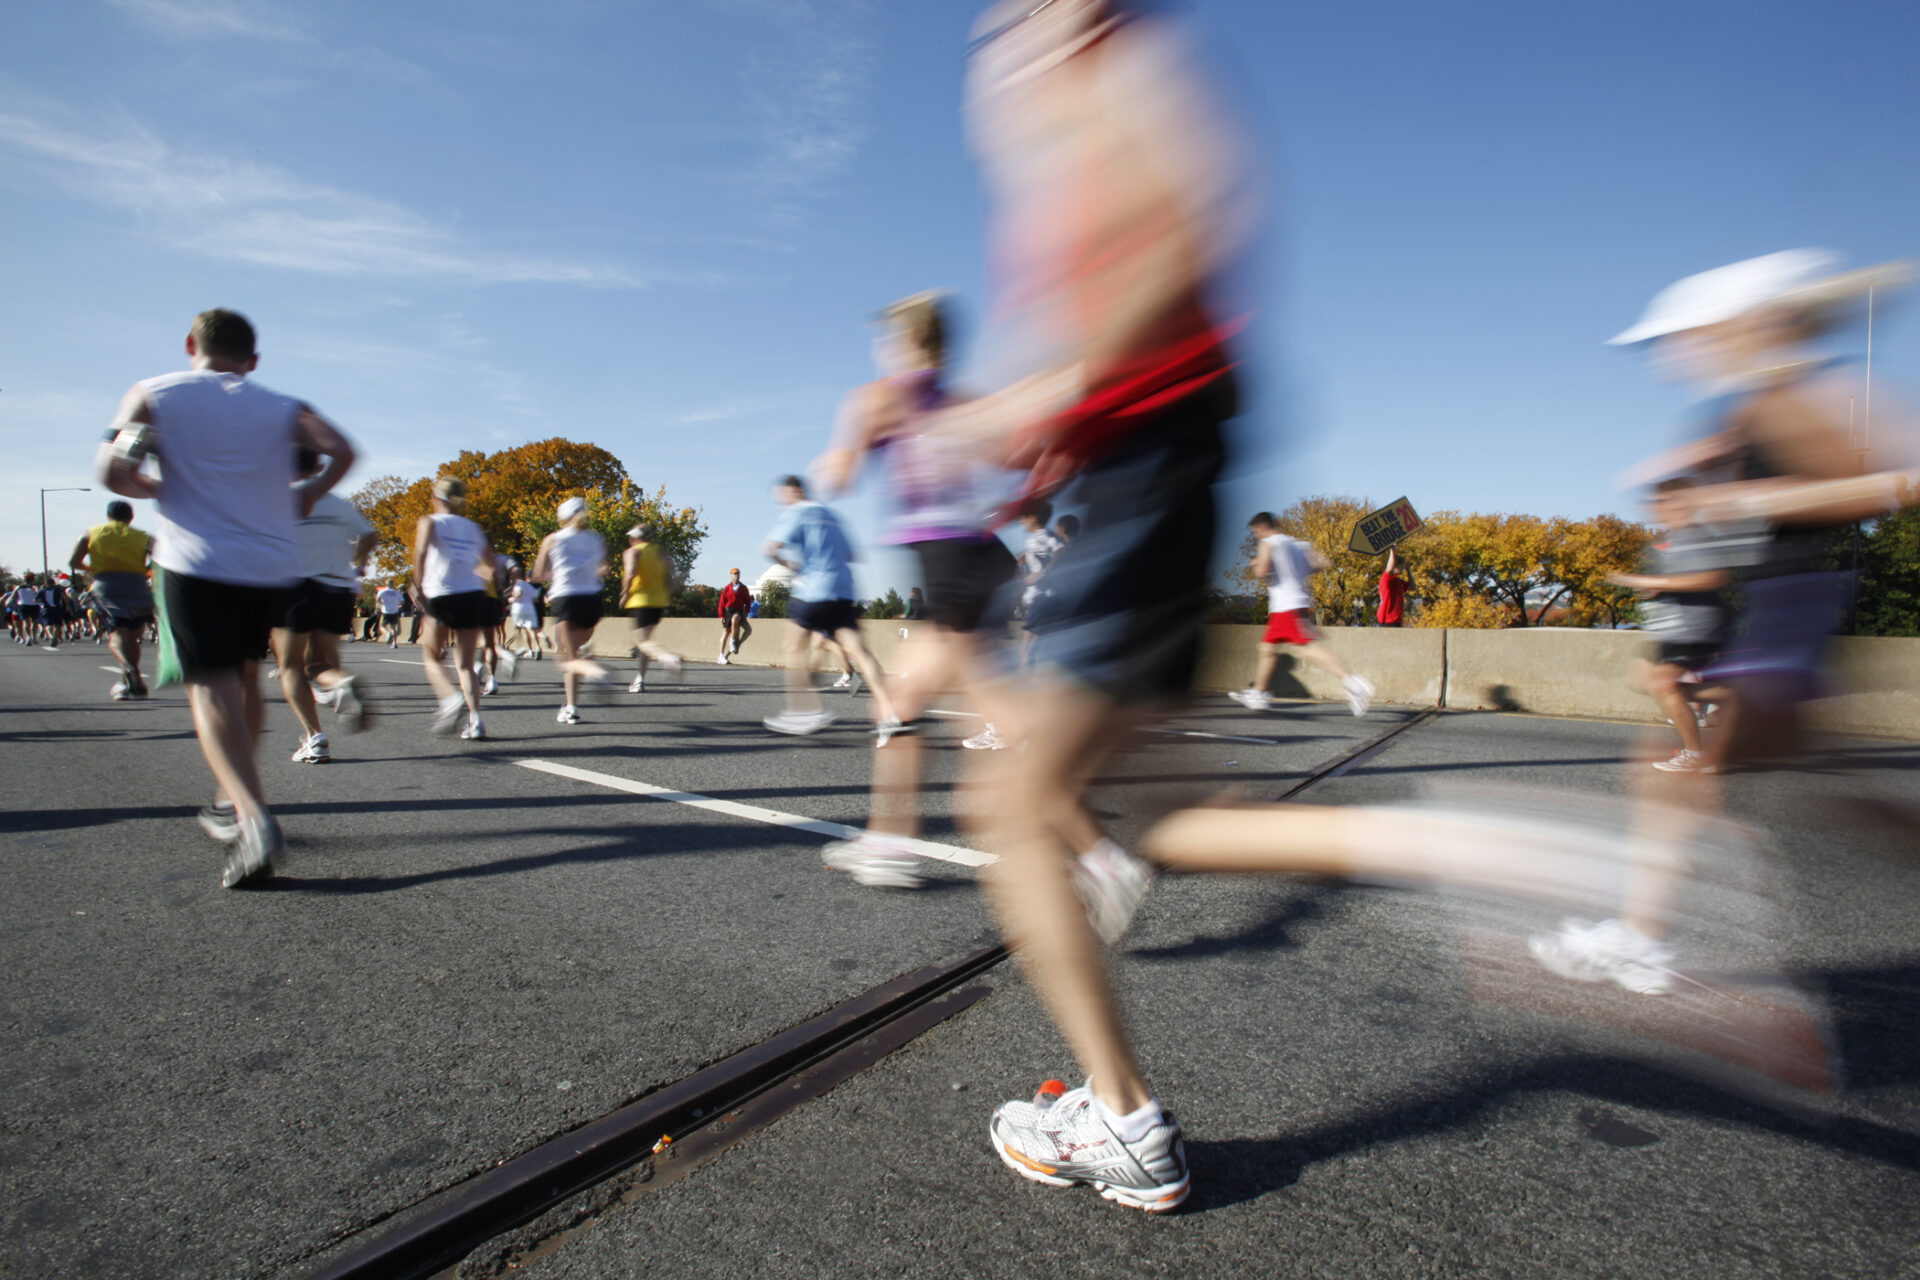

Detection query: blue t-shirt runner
xmin=765 ymin=499 xmax=857 ymax=606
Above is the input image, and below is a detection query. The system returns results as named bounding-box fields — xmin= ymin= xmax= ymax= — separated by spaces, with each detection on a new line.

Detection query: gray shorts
xmin=91 ymin=572 xmax=153 ymax=629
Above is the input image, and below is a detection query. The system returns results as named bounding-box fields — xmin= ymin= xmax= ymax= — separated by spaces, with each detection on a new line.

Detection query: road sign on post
xmin=1349 ymin=497 xmax=1422 ymax=555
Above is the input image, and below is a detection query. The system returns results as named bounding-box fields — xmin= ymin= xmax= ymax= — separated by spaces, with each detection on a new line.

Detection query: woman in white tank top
xmin=507 ymin=567 xmax=544 ymax=658
xmin=532 ymin=496 xmax=608 ymax=723
xmin=411 ymin=477 xmax=506 ymax=740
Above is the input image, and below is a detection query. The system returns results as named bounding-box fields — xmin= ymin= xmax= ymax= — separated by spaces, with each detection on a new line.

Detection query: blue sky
xmin=3 ymin=0 xmax=1916 ymax=593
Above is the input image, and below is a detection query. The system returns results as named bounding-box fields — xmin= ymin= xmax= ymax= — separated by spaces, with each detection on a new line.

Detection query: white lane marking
xmin=1144 ymin=727 xmax=1281 ymax=746
xmin=927 ymin=707 xmax=1274 ymax=746
xmin=376 ymin=658 xmax=427 ymax=666
xmin=513 ymin=759 xmax=996 ymax=868
xmin=99 ymin=666 xmax=124 ymax=673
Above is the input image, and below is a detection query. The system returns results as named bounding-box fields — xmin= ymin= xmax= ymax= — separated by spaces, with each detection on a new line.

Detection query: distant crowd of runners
xmin=38 ymin=0 xmax=1915 ymax=1222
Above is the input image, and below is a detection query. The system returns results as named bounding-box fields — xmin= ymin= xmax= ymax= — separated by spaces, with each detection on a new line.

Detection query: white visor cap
xmin=1608 ymin=248 xmax=1841 ymax=345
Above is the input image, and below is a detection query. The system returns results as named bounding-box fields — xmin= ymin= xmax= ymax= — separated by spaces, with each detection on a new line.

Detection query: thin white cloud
xmin=669 ymin=388 xmax=836 ymax=426
xmin=103 ymin=0 xmax=445 ymax=97
xmin=725 ymin=0 xmax=882 ymax=226
xmin=104 ymin=0 xmax=306 ymax=41
xmin=0 ymin=109 xmax=655 ymax=287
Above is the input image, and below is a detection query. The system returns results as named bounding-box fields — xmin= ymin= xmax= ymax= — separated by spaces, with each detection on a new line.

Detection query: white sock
xmin=1096 ymin=1095 xmax=1165 ymax=1145
xmin=1082 ymin=837 xmax=1127 ymax=868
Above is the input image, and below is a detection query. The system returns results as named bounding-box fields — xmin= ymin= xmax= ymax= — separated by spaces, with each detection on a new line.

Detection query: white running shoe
xmin=110 ymin=680 xmax=132 ymax=701
xmin=656 ymin=653 xmax=683 ymax=681
xmin=831 ymin=673 xmax=853 ymax=689
xmin=460 ymin=713 xmax=486 ymax=741
xmin=989 ymin=1084 xmax=1190 ymax=1213
xmin=763 ymin=709 xmax=837 ymax=736
xmin=718 ymin=653 xmax=731 ymax=665
xmin=628 ymin=675 xmax=646 ymax=694
xmin=497 ymin=649 xmax=518 ymax=682
xmin=557 ymin=705 xmax=581 ymax=725
xmin=963 ymin=724 xmax=1006 ymax=750
xmin=872 ymin=716 xmax=919 ymax=747
xmin=1228 ymin=689 xmax=1271 ymax=711
xmin=482 ymin=673 xmax=499 ymax=696
xmin=1653 ymin=748 xmax=1706 ymax=773
xmin=331 ymin=676 xmax=367 ymax=733
xmin=820 ymin=835 xmax=925 ymax=888
xmin=1342 ymin=673 xmax=1375 ymax=717
xmin=196 ymin=802 xmax=240 ymax=844
xmin=1074 ymin=840 xmax=1156 ymax=945
xmin=431 ymin=694 xmax=466 ymax=735
xmin=729 ymin=638 xmax=740 ymax=655
xmin=222 ymin=814 xmax=282 ymax=889
xmin=1528 ymin=917 xmax=1676 ymax=996
xmin=291 ymin=733 xmax=331 ymax=764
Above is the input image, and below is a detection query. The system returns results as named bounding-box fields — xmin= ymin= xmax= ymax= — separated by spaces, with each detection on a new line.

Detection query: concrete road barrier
xmin=525 ymin=613 xmax=1918 ymax=740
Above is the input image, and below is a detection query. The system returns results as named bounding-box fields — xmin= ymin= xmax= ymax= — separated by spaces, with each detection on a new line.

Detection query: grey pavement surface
xmin=1 ymin=637 xmax=1916 ymax=1279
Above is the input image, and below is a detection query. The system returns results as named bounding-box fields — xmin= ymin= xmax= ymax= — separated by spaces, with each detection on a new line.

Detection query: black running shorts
xmin=628 ymin=606 xmax=665 ymax=628
xmin=1657 ymin=641 xmax=1720 ymax=671
xmin=1029 ymin=381 xmax=1231 ymax=706
xmin=283 ymin=580 xmax=355 ymax=636
xmin=164 ymin=571 xmax=288 ymax=676
xmin=550 ymin=593 xmax=604 ymax=630
xmin=789 ymin=597 xmax=859 ymax=637
xmin=909 ymin=536 xmax=1017 ymax=633
xmin=427 ymin=591 xmax=497 ymax=632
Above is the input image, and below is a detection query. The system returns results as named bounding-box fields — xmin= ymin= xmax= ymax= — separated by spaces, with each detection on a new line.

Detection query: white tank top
xmin=144 ymin=369 xmax=303 ymax=585
xmin=546 ymin=526 xmax=605 ymax=599
xmin=421 ymin=513 xmax=491 ymax=598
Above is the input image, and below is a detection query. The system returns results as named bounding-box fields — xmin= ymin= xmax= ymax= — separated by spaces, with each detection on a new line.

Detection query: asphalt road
xmin=1 ymin=636 xmax=1916 ymax=1279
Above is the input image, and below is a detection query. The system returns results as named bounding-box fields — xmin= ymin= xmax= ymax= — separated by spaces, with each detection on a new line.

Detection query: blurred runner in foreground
xmin=939 ymin=0 xmax=1252 ymax=1212
xmin=1530 ymin=249 xmax=1918 ymax=991
xmin=811 ymin=291 xmax=1018 ymax=886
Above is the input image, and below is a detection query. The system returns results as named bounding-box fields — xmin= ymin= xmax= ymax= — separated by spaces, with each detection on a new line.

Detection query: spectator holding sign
xmin=1376 ymin=546 xmax=1408 ymax=627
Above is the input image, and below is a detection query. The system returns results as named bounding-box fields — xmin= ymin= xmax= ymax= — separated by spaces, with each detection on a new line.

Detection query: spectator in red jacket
xmin=718 ymin=568 xmax=752 ymax=664
xmin=1377 ymin=546 xmax=1408 ymax=627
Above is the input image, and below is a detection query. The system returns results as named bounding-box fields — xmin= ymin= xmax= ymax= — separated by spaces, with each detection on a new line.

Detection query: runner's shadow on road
xmin=1183 ymin=958 xmax=1920 ymax=1214
xmin=1184 ymin=1053 xmax=1920 ymax=1215
xmin=261 ymin=824 xmax=819 ymax=894
xmin=1127 ymin=885 xmax=1340 ymax=961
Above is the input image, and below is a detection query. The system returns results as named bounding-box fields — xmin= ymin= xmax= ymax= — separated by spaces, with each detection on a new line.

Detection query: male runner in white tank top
xmin=97 ymin=308 xmax=357 ymax=888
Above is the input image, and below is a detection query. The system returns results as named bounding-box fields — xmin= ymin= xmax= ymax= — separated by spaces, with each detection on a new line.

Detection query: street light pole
xmin=40 ymin=487 xmax=92 ymax=581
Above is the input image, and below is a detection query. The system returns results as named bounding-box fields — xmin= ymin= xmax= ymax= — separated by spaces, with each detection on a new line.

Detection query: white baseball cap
xmin=557 ymin=496 xmax=587 ymax=521
xmin=1607 ymin=249 xmax=1842 ymax=345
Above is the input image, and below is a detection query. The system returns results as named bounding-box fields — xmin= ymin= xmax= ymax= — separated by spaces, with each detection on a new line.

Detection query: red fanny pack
xmin=1003 ymin=322 xmax=1240 ymax=517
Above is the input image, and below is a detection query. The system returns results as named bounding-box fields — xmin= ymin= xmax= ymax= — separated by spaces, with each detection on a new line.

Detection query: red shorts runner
xmin=1262 ymin=610 xmax=1319 ymax=646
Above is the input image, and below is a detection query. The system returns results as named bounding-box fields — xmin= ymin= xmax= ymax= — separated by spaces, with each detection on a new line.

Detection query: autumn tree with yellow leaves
xmin=351 ymin=439 xmax=707 ymax=604
xmin=1231 ymin=495 xmax=1652 ymax=628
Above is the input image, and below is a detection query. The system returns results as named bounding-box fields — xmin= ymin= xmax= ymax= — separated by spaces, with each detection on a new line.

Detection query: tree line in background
xmin=1220 ymin=493 xmax=1920 ymax=635
xmin=350 ymin=439 xmax=712 ymax=612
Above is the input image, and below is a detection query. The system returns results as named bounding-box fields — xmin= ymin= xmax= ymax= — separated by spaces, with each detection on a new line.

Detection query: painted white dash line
xmin=923 ymin=708 xmax=981 ymax=719
xmin=1144 ymin=727 xmax=1280 ymax=746
xmin=375 ymin=658 xmax=426 ymax=666
xmin=513 ymin=758 xmax=996 ymax=868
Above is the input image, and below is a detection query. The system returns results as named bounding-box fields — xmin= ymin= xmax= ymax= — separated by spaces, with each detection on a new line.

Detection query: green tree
xmin=1851 ymin=487 xmax=1920 ymax=636
xmin=672 ymin=582 xmax=720 ymax=619
xmin=756 ymin=579 xmax=791 ymax=619
xmin=864 ymin=588 xmax=907 ymax=620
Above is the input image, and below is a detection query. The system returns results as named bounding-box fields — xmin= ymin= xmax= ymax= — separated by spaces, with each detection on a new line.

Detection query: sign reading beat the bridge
xmin=1349 ymin=497 xmax=1422 ymax=555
